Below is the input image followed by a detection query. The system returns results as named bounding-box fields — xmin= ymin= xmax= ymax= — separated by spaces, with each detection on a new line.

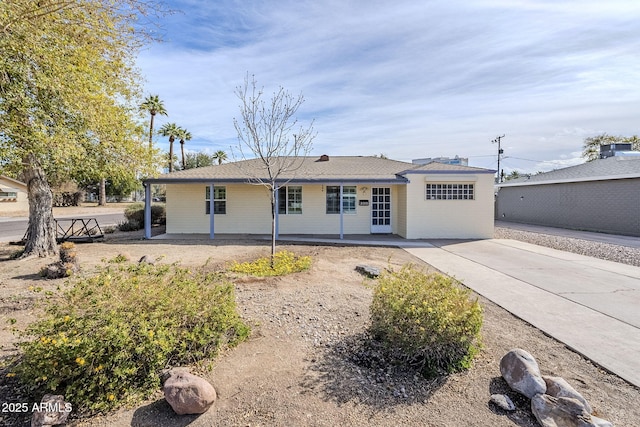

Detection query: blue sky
xmin=136 ymin=0 xmax=640 ymax=174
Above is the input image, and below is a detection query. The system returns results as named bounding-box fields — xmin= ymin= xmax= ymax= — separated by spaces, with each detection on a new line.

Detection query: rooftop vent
xmin=600 ymin=143 xmax=633 ymax=159
xmin=317 ymin=154 xmax=329 ymax=162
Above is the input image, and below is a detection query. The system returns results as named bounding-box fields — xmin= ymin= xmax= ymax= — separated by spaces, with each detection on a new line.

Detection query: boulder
xmin=500 ymin=349 xmax=546 ymax=398
xmin=355 ymin=264 xmax=380 ymax=278
xmin=543 ymin=376 xmax=592 ymax=414
xmin=163 ymin=368 xmax=217 ymax=415
xmin=490 ymin=393 xmax=516 ymax=411
xmin=531 ymin=394 xmax=613 ymax=427
xmin=31 ymin=394 xmax=71 ymax=427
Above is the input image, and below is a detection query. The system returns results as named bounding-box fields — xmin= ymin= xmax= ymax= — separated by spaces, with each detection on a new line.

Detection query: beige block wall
xmin=166 ymin=183 xmax=378 ymax=235
xmin=403 ymin=174 xmax=494 ymax=239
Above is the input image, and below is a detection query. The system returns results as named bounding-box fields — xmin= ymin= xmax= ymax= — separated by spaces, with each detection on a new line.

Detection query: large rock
xmin=163 ymin=368 xmax=217 ymax=415
xmin=500 ymin=349 xmax=546 ymax=398
xmin=543 ymin=376 xmax=592 ymax=414
xmin=31 ymin=394 xmax=71 ymax=427
xmin=531 ymin=394 xmax=613 ymax=427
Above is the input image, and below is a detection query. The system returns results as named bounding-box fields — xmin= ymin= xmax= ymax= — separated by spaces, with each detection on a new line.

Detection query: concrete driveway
xmin=404 ymin=239 xmax=640 ymax=388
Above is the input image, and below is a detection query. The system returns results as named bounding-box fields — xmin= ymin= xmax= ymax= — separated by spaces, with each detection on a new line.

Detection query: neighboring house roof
xmin=0 ymin=175 xmax=27 ymax=192
xmin=145 ymin=156 xmax=494 ymax=185
xmin=497 ymin=156 xmax=640 ymax=188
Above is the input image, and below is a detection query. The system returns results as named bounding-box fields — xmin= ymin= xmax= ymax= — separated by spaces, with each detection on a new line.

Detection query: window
xmin=425 ymin=183 xmax=474 ymax=200
xmin=278 ymin=186 xmax=302 ymax=214
xmin=0 ymin=191 xmax=18 ymax=201
xmin=326 ymin=186 xmax=357 ymax=214
xmin=205 ymin=186 xmax=226 ymax=214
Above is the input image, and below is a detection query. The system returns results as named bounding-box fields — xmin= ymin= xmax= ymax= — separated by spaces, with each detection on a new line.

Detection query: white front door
xmin=371 ymin=187 xmax=392 ymax=233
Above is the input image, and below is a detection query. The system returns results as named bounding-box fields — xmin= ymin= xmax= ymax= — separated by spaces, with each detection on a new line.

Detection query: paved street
xmin=0 ymin=212 xmax=125 ymax=242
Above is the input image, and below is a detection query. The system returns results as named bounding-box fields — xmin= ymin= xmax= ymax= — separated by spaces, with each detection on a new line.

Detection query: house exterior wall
xmin=166 ymin=183 xmax=396 ymax=235
xmin=496 ymin=178 xmax=640 ymax=236
xmin=402 ymin=173 xmax=494 ymax=239
xmin=0 ymin=177 xmax=29 ymax=215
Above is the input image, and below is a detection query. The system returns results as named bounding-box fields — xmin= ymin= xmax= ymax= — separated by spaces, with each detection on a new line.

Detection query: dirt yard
xmin=1 ymin=227 xmax=639 ymax=427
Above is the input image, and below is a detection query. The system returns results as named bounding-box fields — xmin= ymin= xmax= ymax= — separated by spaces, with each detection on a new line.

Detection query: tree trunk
xmin=180 ymin=141 xmax=185 ymax=170
xmin=270 ymin=187 xmax=277 ymax=268
xmin=98 ymin=177 xmax=106 ymax=206
xmin=169 ymin=138 xmax=174 ymax=172
xmin=149 ymin=113 xmax=155 ymax=149
xmin=22 ymin=154 xmax=58 ymax=257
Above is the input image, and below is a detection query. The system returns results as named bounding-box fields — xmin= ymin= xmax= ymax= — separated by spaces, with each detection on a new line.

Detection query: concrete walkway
xmin=404 ymin=239 xmax=640 ymax=388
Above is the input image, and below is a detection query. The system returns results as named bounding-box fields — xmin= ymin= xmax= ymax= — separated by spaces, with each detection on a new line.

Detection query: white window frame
xmin=205 ymin=186 xmax=226 ymax=214
xmin=425 ymin=183 xmax=474 ymax=200
xmin=326 ymin=186 xmax=357 ymax=214
xmin=278 ymin=186 xmax=302 ymax=214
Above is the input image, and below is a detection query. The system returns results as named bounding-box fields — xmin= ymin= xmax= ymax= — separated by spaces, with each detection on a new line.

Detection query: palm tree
xmin=158 ymin=122 xmax=180 ymax=172
xmin=212 ymin=150 xmax=228 ymax=165
xmin=140 ymin=95 xmax=168 ymax=149
xmin=176 ymin=127 xmax=192 ymax=170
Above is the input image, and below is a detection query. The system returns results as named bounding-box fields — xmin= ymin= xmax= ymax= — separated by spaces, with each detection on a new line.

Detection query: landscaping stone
xmin=490 ymin=393 xmax=516 ymax=411
xmin=163 ymin=368 xmax=217 ymax=415
xmin=500 ymin=348 xmax=546 ymax=398
xmin=139 ymin=254 xmax=154 ymax=264
xmin=544 ymin=376 xmax=592 ymax=414
xmin=355 ymin=264 xmax=380 ymax=278
xmin=31 ymin=394 xmax=71 ymax=427
xmin=531 ymin=394 xmax=612 ymax=427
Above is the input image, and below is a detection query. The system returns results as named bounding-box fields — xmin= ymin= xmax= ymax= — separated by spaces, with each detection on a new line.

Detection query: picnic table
xmin=55 ymin=218 xmax=104 ymax=243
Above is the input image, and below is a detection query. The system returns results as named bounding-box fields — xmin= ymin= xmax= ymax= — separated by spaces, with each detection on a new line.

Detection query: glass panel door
xmin=371 ymin=187 xmax=392 ymax=233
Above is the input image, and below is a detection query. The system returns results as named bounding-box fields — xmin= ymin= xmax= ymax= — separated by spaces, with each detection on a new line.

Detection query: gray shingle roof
xmin=497 ymin=156 xmax=640 ymax=187
xmin=145 ymin=156 xmax=493 ymax=184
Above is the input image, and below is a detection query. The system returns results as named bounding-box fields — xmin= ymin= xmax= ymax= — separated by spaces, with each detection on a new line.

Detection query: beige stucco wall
xmin=165 ymin=179 xmax=491 ymax=238
xmin=166 ymin=183 xmax=386 ymax=235
xmin=0 ymin=177 xmax=29 ymax=215
xmin=402 ymin=173 xmax=494 ymax=239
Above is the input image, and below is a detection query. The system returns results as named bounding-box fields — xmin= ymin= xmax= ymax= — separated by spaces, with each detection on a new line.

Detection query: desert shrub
xmin=229 ymin=250 xmax=312 ymax=276
xmin=370 ymin=265 xmax=483 ymax=377
xmin=59 ymin=242 xmax=77 ymax=264
xmin=13 ymin=263 xmax=250 ymax=415
xmin=124 ymin=203 xmax=165 ymax=227
xmin=117 ymin=219 xmax=140 ymax=231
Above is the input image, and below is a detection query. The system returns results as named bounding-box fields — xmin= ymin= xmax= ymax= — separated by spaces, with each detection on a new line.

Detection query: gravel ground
xmin=494 ymin=226 xmax=640 ymax=267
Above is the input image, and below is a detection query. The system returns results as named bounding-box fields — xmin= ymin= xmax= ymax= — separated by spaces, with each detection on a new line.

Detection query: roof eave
xmin=497 ymin=173 xmax=640 ymax=187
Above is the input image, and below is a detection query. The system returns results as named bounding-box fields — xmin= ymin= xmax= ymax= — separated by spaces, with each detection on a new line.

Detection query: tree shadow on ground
xmin=488 ymin=376 xmax=539 ymax=427
xmin=300 ymin=331 xmax=448 ymax=411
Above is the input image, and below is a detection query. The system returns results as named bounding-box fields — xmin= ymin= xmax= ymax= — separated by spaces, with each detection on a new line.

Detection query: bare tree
xmin=233 ymin=74 xmax=315 ymax=266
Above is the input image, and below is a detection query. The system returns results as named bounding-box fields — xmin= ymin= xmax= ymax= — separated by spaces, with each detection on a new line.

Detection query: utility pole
xmin=492 ymin=134 xmax=505 ymax=183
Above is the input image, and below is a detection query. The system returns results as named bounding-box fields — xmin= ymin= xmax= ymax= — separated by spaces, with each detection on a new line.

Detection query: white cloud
xmin=137 ymin=0 xmax=640 ymax=174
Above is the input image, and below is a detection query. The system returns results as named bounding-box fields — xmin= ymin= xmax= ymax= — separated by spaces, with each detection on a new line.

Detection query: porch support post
xmin=339 ymin=184 xmax=344 ymax=240
xmin=209 ymin=183 xmax=215 ymax=239
xmin=274 ymin=185 xmax=279 ymax=240
xmin=144 ymin=183 xmax=151 ymax=239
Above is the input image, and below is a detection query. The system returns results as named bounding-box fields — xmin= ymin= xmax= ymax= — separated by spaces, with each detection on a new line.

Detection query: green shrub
xmin=370 ymin=265 xmax=483 ymax=377
xmin=124 ymin=203 xmax=165 ymax=227
xmin=117 ymin=219 xmax=141 ymax=231
xmin=229 ymin=250 xmax=312 ymax=276
xmin=13 ymin=263 xmax=249 ymax=415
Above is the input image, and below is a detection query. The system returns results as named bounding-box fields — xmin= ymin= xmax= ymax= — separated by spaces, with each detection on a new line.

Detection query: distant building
xmin=412 ymin=156 xmax=469 ymax=166
xmin=496 ymin=145 xmax=640 ymax=236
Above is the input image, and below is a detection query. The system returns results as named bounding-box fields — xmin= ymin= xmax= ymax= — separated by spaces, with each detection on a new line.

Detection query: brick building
xmin=495 ymin=156 xmax=640 ymax=237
